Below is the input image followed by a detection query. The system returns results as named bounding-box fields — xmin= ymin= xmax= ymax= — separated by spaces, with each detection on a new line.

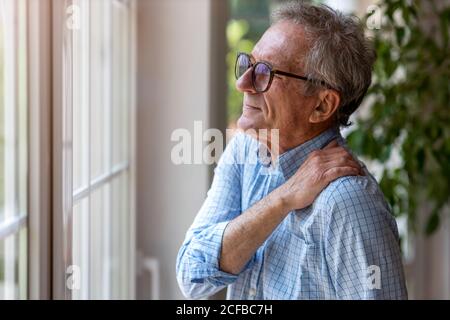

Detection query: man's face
xmin=236 ymin=21 xmax=319 ymax=143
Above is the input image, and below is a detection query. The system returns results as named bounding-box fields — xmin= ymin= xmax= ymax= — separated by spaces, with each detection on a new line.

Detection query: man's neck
xmin=253 ymin=123 xmax=337 ymax=166
xmin=277 ymin=124 xmax=335 ymax=154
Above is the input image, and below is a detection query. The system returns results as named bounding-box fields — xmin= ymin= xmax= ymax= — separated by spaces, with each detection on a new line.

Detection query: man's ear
xmin=309 ymin=89 xmax=341 ymax=124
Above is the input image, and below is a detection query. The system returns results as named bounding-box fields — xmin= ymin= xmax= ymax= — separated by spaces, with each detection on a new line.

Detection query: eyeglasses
xmin=234 ymin=52 xmax=332 ymax=93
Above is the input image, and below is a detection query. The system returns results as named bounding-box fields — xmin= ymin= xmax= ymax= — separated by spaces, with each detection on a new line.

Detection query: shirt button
xmin=249 ymin=288 xmax=256 ymax=297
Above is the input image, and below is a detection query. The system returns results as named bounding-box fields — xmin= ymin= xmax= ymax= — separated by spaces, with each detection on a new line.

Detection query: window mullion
xmin=0 ymin=215 xmax=27 ymax=240
xmin=104 ymin=0 xmax=113 ymax=299
xmin=86 ymin=0 xmax=92 ymax=300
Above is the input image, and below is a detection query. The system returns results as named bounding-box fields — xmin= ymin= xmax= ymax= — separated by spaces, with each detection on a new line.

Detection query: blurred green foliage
xmin=226 ymin=0 xmax=299 ymax=123
xmin=226 ymin=20 xmax=255 ymax=123
xmin=226 ymin=0 xmax=272 ymax=123
xmin=347 ymin=0 xmax=450 ymax=235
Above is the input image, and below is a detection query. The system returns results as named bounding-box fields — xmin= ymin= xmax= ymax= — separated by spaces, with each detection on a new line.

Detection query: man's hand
xmin=279 ymin=140 xmax=362 ymax=212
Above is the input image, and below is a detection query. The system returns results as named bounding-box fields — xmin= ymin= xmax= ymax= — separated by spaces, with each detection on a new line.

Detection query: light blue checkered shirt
xmin=176 ymin=127 xmax=408 ymax=300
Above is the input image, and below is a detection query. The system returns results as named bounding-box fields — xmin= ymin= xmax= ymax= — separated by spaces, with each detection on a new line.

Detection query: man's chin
xmin=237 ymin=114 xmax=259 ymax=132
xmin=237 ymin=115 xmax=267 ymax=142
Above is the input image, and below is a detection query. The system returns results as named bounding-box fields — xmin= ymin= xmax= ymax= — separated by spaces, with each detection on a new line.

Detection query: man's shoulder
xmin=325 ymin=174 xmax=381 ymax=200
xmin=311 ymin=173 xmax=401 ymax=251
xmin=313 ymin=173 xmax=392 ymax=223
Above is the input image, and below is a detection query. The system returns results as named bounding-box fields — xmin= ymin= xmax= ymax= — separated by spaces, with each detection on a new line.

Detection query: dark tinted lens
xmin=235 ymin=54 xmax=251 ymax=79
xmin=253 ymin=62 xmax=271 ymax=92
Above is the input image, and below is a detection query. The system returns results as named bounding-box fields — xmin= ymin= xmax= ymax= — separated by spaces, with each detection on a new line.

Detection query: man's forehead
xmin=252 ymin=21 xmax=308 ymax=70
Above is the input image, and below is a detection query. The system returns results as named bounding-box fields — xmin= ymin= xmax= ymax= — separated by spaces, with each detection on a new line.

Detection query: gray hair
xmin=272 ymin=1 xmax=376 ymax=127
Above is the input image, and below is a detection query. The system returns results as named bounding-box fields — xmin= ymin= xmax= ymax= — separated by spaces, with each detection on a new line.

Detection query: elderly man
xmin=176 ymin=2 xmax=407 ymax=299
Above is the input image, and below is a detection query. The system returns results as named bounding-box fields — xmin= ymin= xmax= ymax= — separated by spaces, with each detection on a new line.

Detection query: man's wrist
xmin=272 ymin=185 xmax=293 ymax=214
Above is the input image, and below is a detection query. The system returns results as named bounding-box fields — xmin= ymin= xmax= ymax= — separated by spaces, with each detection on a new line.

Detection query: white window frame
xmin=27 ymin=0 xmax=52 ymax=300
xmin=2 ymin=0 xmax=136 ymax=300
xmin=0 ymin=0 xmax=29 ymax=300
xmin=52 ymin=0 xmax=137 ymax=300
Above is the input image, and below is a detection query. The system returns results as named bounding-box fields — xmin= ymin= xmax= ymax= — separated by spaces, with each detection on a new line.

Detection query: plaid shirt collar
xmin=256 ymin=126 xmax=342 ymax=180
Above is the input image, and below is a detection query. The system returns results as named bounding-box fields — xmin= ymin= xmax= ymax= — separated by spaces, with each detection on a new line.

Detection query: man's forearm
xmin=219 ymin=186 xmax=291 ymax=275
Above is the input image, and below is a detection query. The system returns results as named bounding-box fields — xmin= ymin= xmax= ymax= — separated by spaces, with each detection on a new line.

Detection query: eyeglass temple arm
xmin=274 ymin=70 xmax=332 ymax=89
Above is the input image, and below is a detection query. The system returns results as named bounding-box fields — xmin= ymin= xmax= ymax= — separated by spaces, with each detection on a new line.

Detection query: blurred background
xmin=0 ymin=0 xmax=449 ymax=299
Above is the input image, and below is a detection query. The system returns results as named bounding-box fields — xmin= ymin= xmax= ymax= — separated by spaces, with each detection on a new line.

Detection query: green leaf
xmin=346 ymin=130 xmax=365 ymax=155
xmin=395 ymin=27 xmax=405 ymax=46
xmin=439 ymin=9 xmax=450 ymax=48
xmin=425 ymin=210 xmax=440 ymax=236
xmin=226 ymin=20 xmax=249 ymax=47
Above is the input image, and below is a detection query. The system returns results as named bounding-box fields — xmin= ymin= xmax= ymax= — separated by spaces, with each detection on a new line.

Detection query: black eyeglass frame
xmin=235 ymin=52 xmax=333 ymax=93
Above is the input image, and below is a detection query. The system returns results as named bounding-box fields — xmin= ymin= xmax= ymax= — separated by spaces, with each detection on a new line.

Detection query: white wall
xmin=407 ymin=208 xmax=450 ymax=299
xmin=136 ymin=0 xmax=227 ymax=299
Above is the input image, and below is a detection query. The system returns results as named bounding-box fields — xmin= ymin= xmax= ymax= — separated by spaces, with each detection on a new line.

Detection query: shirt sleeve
xmin=176 ymin=133 xmax=249 ymax=299
xmin=323 ymin=176 xmax=408 ymax=300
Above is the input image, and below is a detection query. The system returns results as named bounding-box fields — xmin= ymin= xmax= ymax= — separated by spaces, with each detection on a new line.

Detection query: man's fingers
xmin=322 ymin=157 xmax=361 ymax=172
xmin=304 ymin=142 xmax=365 ymax=178
xmin=315 ymin=146 xmax=358 ymax=165
xmin=323 ymin=166 xmax=360 ymax=182
xmin=321 ymin=148 xmax=365 ymax=175
xmin=320 ymin=145 xmax=352 ymax=159
xmin=318 ymin=148 xmax=352 ymax=162
xmin=308 ymin=146 xmax=351 ymax=165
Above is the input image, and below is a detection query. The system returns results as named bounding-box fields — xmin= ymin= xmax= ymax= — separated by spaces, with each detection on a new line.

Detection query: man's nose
xmin=235 ymin=68 xmax=258 ymax=94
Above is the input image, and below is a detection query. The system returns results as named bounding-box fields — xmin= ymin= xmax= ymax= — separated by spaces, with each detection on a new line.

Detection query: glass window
xmin=111 ymin=171 xmax=130 ymax=298
xmin=72 ymin=0 xmax=90 ymax=194
xmin=0 ymin=0 xmax=28 ymax=300
xmin=64 ymin=0 xmax=135 ymax=299
xmin=0 ymin=228 xmax=27 ymax=300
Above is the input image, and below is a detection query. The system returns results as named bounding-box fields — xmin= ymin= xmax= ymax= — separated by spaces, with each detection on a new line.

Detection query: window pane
xmin=111 ymin=171 xmax=129 ymax=299
xmin=0 ymin=227 xmax=27 ymax=299
xmin=90 ymin=0 xmax=112 ymax=180
xmin=90 ymin=183 xmax=111 ymax=299
xmin=0 ymin=239 xmax=2 ymax=299
xmin=0 ymin=0 xmax=28 ymax=300
xmin=0 ymin=0 xmax=5 ymax=222
xmin=0 ymin=0 xmax=27 ymax=222
xmin=112 ymin=1 xmax=130 ymax=167
xmin=72 ymin=198 xmax=89 ymax=300
xmin=17 ymin=0 xmax=27 ymax=220
xmin=64 ymin=0 xmax=134 ymax=300
xmin=17 ymin=227 xmax=26 ymax=299
xmin=73 ymin=0 xmax=90 ymax=192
